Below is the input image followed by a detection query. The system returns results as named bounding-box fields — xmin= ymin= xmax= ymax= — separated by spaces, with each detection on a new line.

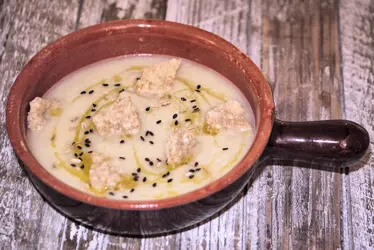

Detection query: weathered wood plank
xmin=78 ymin=0 xmax=167 ymax=29
xmin=340 ymin=0 xmax=374 ymax=249
xmin=260 ymin=0 xmax=343 ymax=249
xmin=0 ymin=1 xmax=79 ymax=249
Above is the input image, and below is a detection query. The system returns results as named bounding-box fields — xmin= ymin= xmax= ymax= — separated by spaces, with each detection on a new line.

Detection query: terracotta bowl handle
xmin=263 ymin=119 xmax=370 ymax=166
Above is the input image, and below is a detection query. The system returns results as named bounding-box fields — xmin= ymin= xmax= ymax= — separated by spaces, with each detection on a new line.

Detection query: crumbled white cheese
xmin=135 ymin=58 xmax=181 ymax=97
xmin=89 ymin=153 xmax=121 ymax=191
xmin=166 ymin=128 xmax=198 ymax=165
xmin=92 ymin=93 xmax=140 ymax=137
xmin=205 ymin=100 xmax=251 ymax=133
xmin=27 ymin=97 xmax=59 ymax=131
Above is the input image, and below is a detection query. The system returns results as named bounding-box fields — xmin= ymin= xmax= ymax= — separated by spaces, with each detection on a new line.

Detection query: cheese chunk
xmin=166 ymin=128 xmax=198 ymax=165
xmin=27 ymin=97 xmax=59 ymax=131
xmin=93 ymin=93 xmax=140 ymax=137
xmin=205 ymin=100 xmax=251 ymax=134
xmin=89 ymin=153 xmax=121 ymax=191
xmin=135 ymin=58 xmax=181 ymax=97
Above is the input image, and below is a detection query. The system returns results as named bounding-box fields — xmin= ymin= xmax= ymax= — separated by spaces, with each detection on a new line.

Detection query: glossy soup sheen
xmin=27 ymin=55 xmax=255 ymax=200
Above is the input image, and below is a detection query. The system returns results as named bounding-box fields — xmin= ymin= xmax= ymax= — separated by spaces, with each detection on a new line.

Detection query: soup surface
xmin=27 ymin=55 xmax=255 ymax=200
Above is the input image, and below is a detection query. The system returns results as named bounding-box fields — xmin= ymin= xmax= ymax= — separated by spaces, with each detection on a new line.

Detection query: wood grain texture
xmin=0 ymin=1 xmax=79 ymax=249
xmin=340 ymin=0 xmax=374 ymax=249
xmin=78 ymin=0 xmax=167 ymax=29
xmin=260 ymin=1 xmax=343 ymax=249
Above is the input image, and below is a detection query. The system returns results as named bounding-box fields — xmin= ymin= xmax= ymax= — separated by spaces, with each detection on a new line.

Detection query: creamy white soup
xmin=27 ymin=55 xmax=255 ymax=200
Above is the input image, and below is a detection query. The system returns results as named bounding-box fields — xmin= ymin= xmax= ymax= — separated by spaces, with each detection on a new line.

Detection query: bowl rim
xmin=6 ymin=19 xmax=274 ymax=210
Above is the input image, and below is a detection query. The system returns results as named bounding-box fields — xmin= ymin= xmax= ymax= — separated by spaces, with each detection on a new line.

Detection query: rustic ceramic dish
xmin=6 ymin=19 xmax=369 ymax=236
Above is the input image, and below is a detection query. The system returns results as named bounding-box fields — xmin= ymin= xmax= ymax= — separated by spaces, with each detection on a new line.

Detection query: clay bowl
xmin=6 ymin=19 xmax=369 ymax=236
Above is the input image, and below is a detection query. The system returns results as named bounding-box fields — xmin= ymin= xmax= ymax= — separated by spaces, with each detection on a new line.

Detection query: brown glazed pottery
xmin=6 ymin=20 xmax=370 ymax=236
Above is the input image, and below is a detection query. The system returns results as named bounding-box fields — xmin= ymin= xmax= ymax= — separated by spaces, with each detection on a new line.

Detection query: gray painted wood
xmin=0 ymin=0 xmax=373 ymax=249
xmin=0 ymin=1 xmax=79 ymax=249
xmin=340 ymin=0 xmax=374 ymax=249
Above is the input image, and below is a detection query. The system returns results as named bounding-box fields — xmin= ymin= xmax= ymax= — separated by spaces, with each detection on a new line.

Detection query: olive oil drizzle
xmin=72 ymin=79 xmax=107 ymax=102
xmin=220 ymin=144 xmax=246 ymax=172
xmin=50 ymin=127 xmax=57 ymax=148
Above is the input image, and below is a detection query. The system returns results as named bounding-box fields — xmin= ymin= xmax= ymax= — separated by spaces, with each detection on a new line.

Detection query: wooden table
xmin=1 ymin=0 xmax=373 ymax=249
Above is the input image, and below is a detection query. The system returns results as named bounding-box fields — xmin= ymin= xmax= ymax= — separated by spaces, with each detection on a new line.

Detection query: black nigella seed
xmin=149 ymin=131 xmax=154 ymax=136
xmin=88 ymin=90 xmax=94 ymax=94
xmin=72 ymin=142 xmax=76 ymax=145
xmin=86 ymin=116 xmax=91 ymax=119
xmin=192 ymin=105 xmax=197 ymax=109
xmin=80 ymin=165 xmax=85 ymax=169
xmin=174 ymin=120 xmax=179 ymax=126
xmin=145 ymin=158 xmax=150 ymax=162
xmin=189 ymin=175 xmax=195 ymax=179
xmin=140 ymin=136 xmax=145 ymax=141
xmin=77 ymin=146 xmax=82 ymax=150
xmin=80 ymin=91 xmax=86 ymax=95
xmin=136 ymin=77 xmax=140 ymax=81
xmin=132 ymin=173 xmax=138 ymax=176
xmin=192 ymin=108 xmax=200 ymax=113
xmin=85 ymin=144 xmax=90 ymax=148
xmin=114 ymin=83 xmax=121 ymax=87
xmin=185 ymin=119 xmax=191 ymax=122
xmin=149 ymin=141 xmax=154 ymax=145
xmin=84 ymin=131 xmax=89 ymax=135
xmin=88 ymin=151 xmax=93 ymax=153
xmin=152 ymin=183 xmax=157 ymax=187
xmin=79 ymin=152 xmax=84 ymax=156
xmin=143 ymin=177 xmax=147 ymax=182
xmin=181 ymin=97 xmax=186 ymax=101
xmin=133 ymin=177 xmax=139 ymax=181
xmin=195 ymin=89 xmax=201 ymax=92
xmin=108 ymin=191 xmax=114 ymax=196
xmin=122 ymin=195 xmax=128 ymax=199
xmin=71 ymin=164 xmax=76 ymax=167
xmin=92 ymin=103 xmax=97 ymax=107
xmin=196 ymin=168 xmax=201 ymax=172
xmin=222 ymin=147 xmax=229 ymax=151
xmin=173 ymin=113 xmax=178 ymax=119
xmin=120 ymin=140 xmax=125 ymax=144
xmin=78 ymin=158 xmax=83 ymax=161
xmin=194 ymin=162 xmax=199 ymax=167
xmin=167 ymin=178 xmax=173 ymax=183
xmin=157 ymin=158 xmax=162 ymax=162
xmin=119 ymin=89 xmax=125 ymax=93
xmin=91 ymin=109 xmax=96 ymax=112
xmin=156 ymin=120 xmax=162 ymax=124
xmin=130 ymin=188 xmax=135 ymax=193
xmin=119 ymin=157 xmax=126 ymax=160
xmin=85 ymin=138 xmax=90 ymax=143
xmin=145 ymin=107 xmax=150 ymax=111
xmin=190 ymin=99 xmax=196 ymax=103
xmin=137 ymin=168 xmax=141 ymax=173
xmin=197 ymin=85 xmax=201 ymax=89
xmin=89 ymin=128 xmax=94 ymax=133
xmin=189 ymin=169 xmax=195 ymax=173
xmin=74 ymin=153 xmax=78 ymax=157
xmin=102 ymin=83 xmax=109 ymax=87
xmin=145 ymin=131 xmax=149 ymax=136
xmin=162 ymin=172 xmax=169 ymax=178
xmin=149 ymin=161 xmax=154 ymax=166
